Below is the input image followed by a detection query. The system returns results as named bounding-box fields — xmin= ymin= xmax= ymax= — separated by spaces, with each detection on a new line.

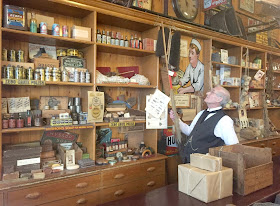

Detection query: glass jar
xmin=16 ymin=114 xmax=24 ymax=128
xmin=34 ymin=113 xmax=43 ymax=127
xmin=2 ymin=114 xmax=9 ymax=129
xmin=8 ymin=114 xmax=16 ymax=128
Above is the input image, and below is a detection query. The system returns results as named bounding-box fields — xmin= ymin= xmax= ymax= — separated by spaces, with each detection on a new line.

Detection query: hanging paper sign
xmin=204 ymin=0 xmax=227 ymax=10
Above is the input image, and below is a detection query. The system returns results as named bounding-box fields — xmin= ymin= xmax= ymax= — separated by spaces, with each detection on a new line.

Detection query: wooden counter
xmin=98 ymin=156 xmax=280 ymax=206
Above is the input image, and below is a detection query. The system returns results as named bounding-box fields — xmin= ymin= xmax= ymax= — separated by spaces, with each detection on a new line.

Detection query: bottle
xmin=96 ymin=29 xmax=102 ymax=43
xmin=2 ymin=115 xmax=9 ymax=129
xmin=115 ymin=35 xmax=120 ymax=46
xmin=139 ymin=37 xmax=143 ymax=50
xmin=26 ymin=110 xmax=32 ymax=127
xmin=120 ymin=35 xmax=124 ymax=47
xmin=101 ymin=30 xmax=106 ymax=44
xmin=8 ymin=114 xmax=16 ymax=128
xmin=134 ymin=34 xmax=139 ymax=49
xmin=16 ymin=114 xmax=24 ymax=128
xmin=124 ymin=36 xmax=129 ymax=47
xmin=106 ymin=31 xmax=111 ymax=45
xmin=110 ymin=31 xmax=115 ymax=45
xmin=34 ymin=113 xmax=43 ymax=127
xmin=130 ymin=35 xmax=134 ymax=48
xmin=30 ymin=13 xmax=37 ymax=33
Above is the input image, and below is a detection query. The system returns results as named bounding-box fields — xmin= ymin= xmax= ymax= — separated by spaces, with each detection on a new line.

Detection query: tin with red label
xmin=52 ymin=24 xmax=60 ymax=36
xmin=40 ymin=22 xmax=47 ymax=34
xmin=62 ymin=25 xmax=68 ymax=37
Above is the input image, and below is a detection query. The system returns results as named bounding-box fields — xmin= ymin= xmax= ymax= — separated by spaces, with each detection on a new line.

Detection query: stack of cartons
xmin=2 ymin=142 xmax=42 ymax=180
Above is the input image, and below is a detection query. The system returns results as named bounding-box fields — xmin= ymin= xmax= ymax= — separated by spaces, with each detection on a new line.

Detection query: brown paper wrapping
xmin=190 ymin=153 xmax=222 ymax=172
xmin=178 ymin=164 xmax=233 ymax=203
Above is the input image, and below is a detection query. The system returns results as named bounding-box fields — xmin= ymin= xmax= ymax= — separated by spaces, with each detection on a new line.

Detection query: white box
xmin=72 ymin=25 xmax=91 ymax=41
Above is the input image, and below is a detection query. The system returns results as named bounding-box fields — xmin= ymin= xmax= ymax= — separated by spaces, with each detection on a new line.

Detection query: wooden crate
xmin=209 ymin=144 xmax=273 ymax=195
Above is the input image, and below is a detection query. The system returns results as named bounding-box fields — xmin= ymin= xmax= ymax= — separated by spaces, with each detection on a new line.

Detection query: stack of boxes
xmin=178 ymin=153 xmax=233 ymax=203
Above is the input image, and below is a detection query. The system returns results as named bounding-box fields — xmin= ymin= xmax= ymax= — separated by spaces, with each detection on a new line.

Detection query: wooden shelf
xmin=249 ymin=87 xmax=265 ymax=90
xmin=268 ymin=107 xmax=280 ymax=109
xmin=221 ymin=85 xmax=240 ymax=88
xmin=242 ymin=66 xmax=264 ymax=71
xmin=2 ymin=124 xmax=94 ymax=133
xmin=1 ymin=28 xmax=94 ymax=49
xmin=273 ymin=70 xmax=280 ymax=74
xmin=96 ymin=43 xmax=155 ymax=57
xmin=247 ymin=107 xmax=263 ymax=110
xmin=96 ymin=83 xmax=156 ymax=88
xmin=212 ymin=61 xmax=240 ymax=68
xmin=96 ymin=120 xmax=146 ymax=127
xmin=45 ymin=82 xmax=94 ymax=86
xmin=273 ymin=88 xmax=280 ymax=91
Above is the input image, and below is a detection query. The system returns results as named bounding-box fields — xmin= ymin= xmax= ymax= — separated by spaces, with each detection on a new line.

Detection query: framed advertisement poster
xmin=239 ymin=0 xmax=255 ymax=13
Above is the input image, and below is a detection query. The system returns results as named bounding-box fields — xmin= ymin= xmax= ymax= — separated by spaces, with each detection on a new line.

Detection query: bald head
xmin=215 ymin=86 xmax=230 ymax=106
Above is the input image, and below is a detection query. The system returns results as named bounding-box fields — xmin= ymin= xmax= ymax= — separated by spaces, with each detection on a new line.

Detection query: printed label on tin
xmin=7 ymin=8 xmax=24 ymax=27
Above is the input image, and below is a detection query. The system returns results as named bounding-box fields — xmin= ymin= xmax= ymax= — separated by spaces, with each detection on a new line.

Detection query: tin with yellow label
xmin=2 ymin=49 xmax=7 ymax=61
xmin=15 ymin=66 xmax=23 ymax=79
xmin=8 ymin=50 xmax=16 ymax=62
xmin=27 ymin=67 xmax=34 ymax=80
xmin=57 ymin=49 xmax=67 ymax=57
xmin=67 ymin=49 xmax=78 ymax=57
xmin=6 ymin=65 xmax=14 ymax=79
xmin=16 ymin=50 xmax=24 ymax=62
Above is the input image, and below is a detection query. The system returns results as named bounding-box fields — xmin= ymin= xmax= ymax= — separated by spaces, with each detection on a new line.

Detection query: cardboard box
xmin=72 ymin=25 xmax=91 ymax=41
xmin=33 ymin=56 xmax=59 ymax=69
xmin=178 ymin=164 xmax=233 ymax=203
xmin=58 ymin=143 xmax=82 ymax=168
xmin=209 ymin=144 xmax=273 ymax=195
xmin=190 ymin=153 xmax=222 ymax=172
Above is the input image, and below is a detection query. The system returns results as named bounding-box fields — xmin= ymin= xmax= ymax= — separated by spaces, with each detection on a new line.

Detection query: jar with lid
xmin=16 ymin=114 xmax=24 ymax=128
xmin=2 ymin=114 xmax=9 ymax=129
xmin=8 ymin=114 xmax=16 ymax=128
xmin=34 ymin=113 xmax=43 ymax=127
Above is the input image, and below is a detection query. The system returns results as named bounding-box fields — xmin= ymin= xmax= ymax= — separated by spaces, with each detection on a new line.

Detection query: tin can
xmin=67 ymin=48 xmax=78 ymax=57
xmin=22 ymin=66 xmax=26 ymax=79
xmin=39 ymin=68 xmax=45 ymax=81
xmin=45 ymin=67 xmax=52 ymax=73
xmin=78 ymin=51 xmax=84 ymax=58
xmin=53 ymin=71 xmax=60 ymax=81
xmin=86 ymin=71 xmax=91 ymax=83
xmin=6 ymin=65 xmax=14 ymax=79
xmin=2 ymin=48 xmax=7 ymax=61
xmin=80 ymin=70 xmax=86 ymax=83
xmin=16 ymin=49 xmax=24 ymax=62
xmin=62 ymin=70 xmax=69 ymax=82
xmin=34 ymin=71 xmax=41 ymax=80
xmin=74 ymin=70 xmax=80 ymax=82
xmin=2 ymin=65 xmax=6 ymax=79
xmin=57 ymin=49 xmax=66 ymax=57
xmin=27 ymin=68 xmax=34 ymax=80
xmin=45 ymin=72 xmax=52 ymax=81
xmin=52 ymin=24 xmax=60 ymax=36
xmin=40 ymin=22 xmax=47 ymax=34
xmin=15 ymin=66 xmax=23 ymax=79
xmin=8 ymin=49 xmax=16 ymax=62
xmin=62 ymin=25 xmax=68 ymax=37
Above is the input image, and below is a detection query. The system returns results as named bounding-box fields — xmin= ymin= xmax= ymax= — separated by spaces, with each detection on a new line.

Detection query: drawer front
xmin=0 ymin=193 xmax=3 ymax=206
xmin=244 ymin=141 xmax=267 ymax=148
xmin=140 ymin=160 xmax=165 ymax=177
xmin=40 ymin=191 xmax=100 ymax=206
xmin=102 ymin=164 xmax=141 ymax=187
xmin=8 ymin=174 xmax=101 ymax=206
xmin=101 ymin=174 xmax=166 ymax=204
xmin=267 ymin=138 xmax=280 ymax=156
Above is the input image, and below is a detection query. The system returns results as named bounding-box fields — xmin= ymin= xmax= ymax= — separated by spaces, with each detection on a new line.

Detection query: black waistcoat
xmin=179 ymin=109 xmax=226 ymax=163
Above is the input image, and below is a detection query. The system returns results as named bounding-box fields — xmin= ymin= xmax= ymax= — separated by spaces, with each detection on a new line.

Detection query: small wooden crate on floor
xmin=209 ymin=144 xmax=273 ymax=195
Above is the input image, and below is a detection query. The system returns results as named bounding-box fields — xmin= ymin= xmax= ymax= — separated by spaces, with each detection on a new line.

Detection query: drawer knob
xmin=76 ymin=182 xmax=88 ymax=188
xmin=114 ymin=173 xmax=125 ymax=179
xmin=147 ymin=167 xmax=155 ymax=172
xmin=273 ymin=152 xmax=276 ymax=155
xmin=272 ymin=142 xmax=276 ymax=145
xmin=114 ymin=190 xmax=124 ymax=196
xmin=147 ymin=181 xmax=155 ymax=187
xmin=76 ymin=198 xmax=87 ymax=204
xmin=260 ymin=144 xmax=265 ymax=147
xmin=25 ymin=192 xmax=41 ymax=199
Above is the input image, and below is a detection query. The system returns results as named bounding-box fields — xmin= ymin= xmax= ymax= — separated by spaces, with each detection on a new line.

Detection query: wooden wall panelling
xmin=2 ymin=131 xmax=44 ymax=144
xmin=144 ymin=129 xmax=158 ymax=153
xmin=80 ymin=128 xmax=95 ymax=160
xmin=141 ymin=55 xmax=158 ymax=87
xmin=268 ymin=109 xmax=280 ymax=129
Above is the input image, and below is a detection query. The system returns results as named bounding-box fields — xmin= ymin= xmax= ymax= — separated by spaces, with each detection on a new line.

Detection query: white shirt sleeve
xmin=191 ymin=62 xmax=204 ymax=92
xmin=214 ymin=116 xmax=239 ymax=145
xmin=180 ymin=65 xmax=191 ymax=85
xmin=178 ymin=111 xmax=204 ymax=136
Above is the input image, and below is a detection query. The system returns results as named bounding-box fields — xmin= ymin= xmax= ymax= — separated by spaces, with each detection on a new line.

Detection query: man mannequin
xmin=170 ymin=86 xmax=239 ymax=163
xmin=178 ymin=39 xmax=204 ymax=93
